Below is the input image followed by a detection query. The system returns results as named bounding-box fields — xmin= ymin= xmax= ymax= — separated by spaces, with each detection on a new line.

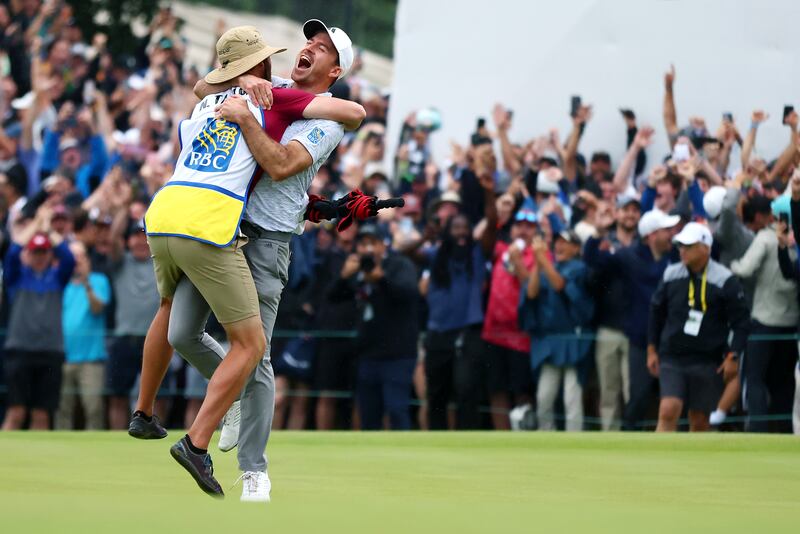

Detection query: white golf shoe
xmin=709 ymin=409 xmax=727 ymax=426
xmin=218 ymin=400 xmax=240 ymax=452
xmin=239 ymin=470 xmax=271 ymax=503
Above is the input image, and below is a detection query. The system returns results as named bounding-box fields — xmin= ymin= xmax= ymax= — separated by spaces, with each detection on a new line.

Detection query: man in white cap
xmin=195 ymin=18 xmax=354 ymax=107
xmin=648 ymin=222 xmax=750 ymax=432
xmin=129 ymin=25 xmax=365 ymax=500
xmin=584 ymin=209 xmax=679 ymax=430
xmin=703 ymin=185 xmax=753 ymax=268
xmin=134 ymin=21 xmax=362 ymax=501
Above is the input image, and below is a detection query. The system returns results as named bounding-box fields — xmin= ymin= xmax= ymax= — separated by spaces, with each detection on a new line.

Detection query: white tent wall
xmin=387 ymin=0 xmax=800 ymax=177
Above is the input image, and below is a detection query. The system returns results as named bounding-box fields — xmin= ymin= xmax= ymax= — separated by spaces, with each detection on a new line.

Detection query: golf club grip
xmin=375 ymin=198 xmax=405 ymax=210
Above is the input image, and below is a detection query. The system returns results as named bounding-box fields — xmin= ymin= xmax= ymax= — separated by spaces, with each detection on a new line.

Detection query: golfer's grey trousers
xmin=167 ymin=235 xmax=290 ymax=473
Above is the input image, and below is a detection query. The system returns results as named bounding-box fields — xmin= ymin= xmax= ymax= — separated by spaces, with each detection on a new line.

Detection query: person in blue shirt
xmin=583 ymin=209 xmax=680 ymax=430
xmin=419 ymin=146 xmax=497 ymax=429
xmin=2 ymin=209 xmax=75 ymax=430
xmin=521 ymin=230 xmax=594 ymax=431
xmin=39 ymin=104 xmax=108 ymax=198
xmin=56 ymin=241 xmax=111 ymax=430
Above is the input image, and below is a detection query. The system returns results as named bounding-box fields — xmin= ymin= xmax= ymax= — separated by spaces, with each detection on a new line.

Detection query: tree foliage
xmin=186 ymin=0 xmax=397 ymax=57
xmin=66 ymin=0 xmax=160 ymax=57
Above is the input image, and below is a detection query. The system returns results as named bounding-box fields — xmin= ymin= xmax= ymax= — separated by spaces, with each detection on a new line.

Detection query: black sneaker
xmin=170 ymin=436 xmax=224 ymax=498
xmin=128 ymin=411 xmax=167 ymax=439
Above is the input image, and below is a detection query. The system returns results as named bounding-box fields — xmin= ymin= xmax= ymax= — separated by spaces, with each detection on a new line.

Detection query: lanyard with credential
xmin=688 ymin=265 xmax=708 ymax=313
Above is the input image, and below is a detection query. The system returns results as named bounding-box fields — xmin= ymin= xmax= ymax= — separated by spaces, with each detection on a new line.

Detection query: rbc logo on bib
xmin=184 ymin=118 xmax=241 ymax=172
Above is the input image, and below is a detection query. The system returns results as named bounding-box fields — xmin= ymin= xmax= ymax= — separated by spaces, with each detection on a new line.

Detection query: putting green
xmin=1 ymin=432 xmax=798 ymax=533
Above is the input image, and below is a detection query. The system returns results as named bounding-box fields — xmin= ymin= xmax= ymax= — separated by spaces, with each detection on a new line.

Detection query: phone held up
xmin=570 ymin=95 xmax=582 ymax=118
xmin=783 ymin=105 xmax=795 ymax=124
xmin=779 ymin=212 xmax=790 ymax=235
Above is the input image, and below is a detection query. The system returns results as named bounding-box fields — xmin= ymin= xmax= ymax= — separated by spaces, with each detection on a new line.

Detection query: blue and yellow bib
xmin=145 ymin=88 xmax=263 ymax=247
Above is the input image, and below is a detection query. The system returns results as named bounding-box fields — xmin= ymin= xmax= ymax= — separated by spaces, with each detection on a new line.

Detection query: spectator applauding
xmin=2 ymin=206 xmax=75 ymax=430
xmin=586 ymin=195 xmax=641 ymax=430
xmin=56 ymin=241 xmax=110 ymax=430
xmin=584 ymin=209 xmax=679 ymax=429
xmin=419 ymin=145 xmax=498 ymax=429
xmin=481 ymin=199 xmax=536 ymax=429
xmin=521 ymin=230 xmax=594 ymax=431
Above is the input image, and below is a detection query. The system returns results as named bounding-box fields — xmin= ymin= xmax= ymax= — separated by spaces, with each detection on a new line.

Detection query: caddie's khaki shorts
xmin=148 ymin=235 xmax=259 ymax=325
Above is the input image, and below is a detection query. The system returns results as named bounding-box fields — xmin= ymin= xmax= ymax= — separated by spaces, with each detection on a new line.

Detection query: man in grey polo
xmin=131 ymin=20 xmax=360 ymax=502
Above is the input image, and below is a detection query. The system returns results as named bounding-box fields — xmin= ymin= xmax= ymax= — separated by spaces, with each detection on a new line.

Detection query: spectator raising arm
xmin=716 ymin=119 xmax=740 ymax=178
xmin=740 ymin=110 xmax=768 ymax=170
xmin=583 ymin=217 xmax=623 ymax=273
xmin=85 ymin=280 xmax=107 ymax=315
xmin=663 ymin=64 xmax=679 ymax=148
xmin=473 ymin=144 xmax=500 ymax=255
xmin=623 ymin=111 xmax=648 ymax=176
xmin=767 ymin=112 xmax=800 ymax=183
xmin=105 ymin=171 xmax=133 ymax=264
xmin=53 ymin=237 xmax=76 ymax=288
xmin=564 ymin=104 xmax=591 ymax=182
xmin=730 ymin=227 xmax=768 ymax=279
xmin=20 ymin=84 xmax=49 ymax=152
xmin=548 ymin=128 xmax=567 ymax=166
xmin=492 ymin=103 xmax=521 ymax=177
xmin=526 ymin=238 xmax=544 ymax=299
xmin=92 ymin=90 xmax=115 ymax=149
xmin=533 ymin=236 xmax=565 ymax=292
xmin=12 ymin=204 xmax=51 ymax=246
xmin=613 ymin=125 xmax=654 ymax=194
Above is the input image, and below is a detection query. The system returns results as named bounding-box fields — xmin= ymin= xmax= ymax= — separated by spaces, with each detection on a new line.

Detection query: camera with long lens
xmin=359 ymin=255 xmax=376 ymax=273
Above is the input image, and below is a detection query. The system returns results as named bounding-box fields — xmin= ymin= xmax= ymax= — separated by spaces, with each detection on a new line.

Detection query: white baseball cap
xmin=536 ymin=171 xmax=560 ymax=194
xmin=638 ymin=209 xmax=681 ymax=237
xmin=702 ymin=186 xmax=727 ymax=220
xmin=673 ymin=222 xmax=713 ymax=248
xmin=302 ymin=19 xmax=354 ymax=80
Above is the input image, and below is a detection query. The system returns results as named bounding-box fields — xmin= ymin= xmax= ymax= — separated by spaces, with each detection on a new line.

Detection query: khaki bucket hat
xmin=205 ymin=26 xmax=286 ymax=84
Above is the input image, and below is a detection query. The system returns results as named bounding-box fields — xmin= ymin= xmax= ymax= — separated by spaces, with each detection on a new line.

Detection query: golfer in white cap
xmin=174 ymin=20 xmax=360 ymax=501
xmin=131 ymin=24 xmax=365 ymax=501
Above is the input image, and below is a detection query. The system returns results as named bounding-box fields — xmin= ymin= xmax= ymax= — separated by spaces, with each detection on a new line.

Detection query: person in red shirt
xmin=482 ymin=201 xmax=538 ymax=429
xmin=130 ymin=26 xmax=365 ymax=499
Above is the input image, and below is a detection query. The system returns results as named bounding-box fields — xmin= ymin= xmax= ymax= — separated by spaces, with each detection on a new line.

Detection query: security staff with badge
xmin=647 ymin=223 xmax=750 ymax=432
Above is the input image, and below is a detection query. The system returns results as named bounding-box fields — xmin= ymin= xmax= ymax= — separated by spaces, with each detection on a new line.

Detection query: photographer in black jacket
xmin=648 ymin=223 xmax=749 ymax=432
xmin=329 ymin=223 xmax=419 ymax=430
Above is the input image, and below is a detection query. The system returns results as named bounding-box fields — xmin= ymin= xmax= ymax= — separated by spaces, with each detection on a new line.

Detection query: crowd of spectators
xmin=1 ymin=1 xmax=799 ymax=433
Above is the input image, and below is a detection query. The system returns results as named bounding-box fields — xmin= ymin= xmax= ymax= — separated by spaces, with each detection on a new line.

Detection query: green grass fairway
xmin=1 ymin=432 xmax=799 ymax=533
